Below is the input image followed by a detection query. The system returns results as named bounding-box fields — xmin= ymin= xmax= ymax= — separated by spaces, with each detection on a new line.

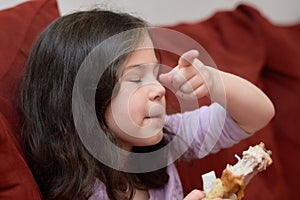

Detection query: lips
xmin=144 ymin=115 xmax=162 ymax=121
xmin=145 ymin=111 xmax=165 ymax=123
xmin=147 ymin=104 xmax=165 ymax=117
xmin=144 ymin=114 xmax=164 ymax=125
xmin=144 ymin=113 xmax=165 ymax=127
xmin=143 ymin=103 xmax=166 ymax=127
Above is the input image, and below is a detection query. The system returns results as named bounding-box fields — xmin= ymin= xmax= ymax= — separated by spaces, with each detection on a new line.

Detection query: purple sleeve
xmin=88 ymin=179 xmax=109 ymax=200
xmin=164 ymin=103 xmax=253 ymax=160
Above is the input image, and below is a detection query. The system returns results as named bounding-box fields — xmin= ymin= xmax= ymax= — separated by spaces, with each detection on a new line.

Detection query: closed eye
xmin=129 ymin=79 xmax=142 ymax=83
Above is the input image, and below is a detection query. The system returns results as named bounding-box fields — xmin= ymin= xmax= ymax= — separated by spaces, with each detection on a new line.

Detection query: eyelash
xmin=130 ymin=79 xmax=142 ymax=83
xmin=129 ymin=73 xmax=160 ymax=83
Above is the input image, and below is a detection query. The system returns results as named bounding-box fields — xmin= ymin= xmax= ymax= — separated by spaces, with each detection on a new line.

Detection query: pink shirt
xmin=89 ymin=103 xmax=252 ymax=199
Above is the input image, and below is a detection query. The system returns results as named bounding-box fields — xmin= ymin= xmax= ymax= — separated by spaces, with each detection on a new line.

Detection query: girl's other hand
xmin=183 ymin=189 xmax=223 ymax=200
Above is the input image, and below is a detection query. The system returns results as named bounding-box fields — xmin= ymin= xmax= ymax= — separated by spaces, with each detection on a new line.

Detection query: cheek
xmin=108 ymin=88 xmax=145 ymax=135
xmin=128 ymin=92 xmax=146 ymax=123
xmin=117 ymin=84 xmax=146 ymax=125
xmin=111 ymin=87 xmax=132 ymax=118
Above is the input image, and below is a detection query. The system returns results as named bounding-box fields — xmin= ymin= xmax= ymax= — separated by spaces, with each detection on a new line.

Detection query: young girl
xmin=20 ymin=9 xmax=275 ymax=200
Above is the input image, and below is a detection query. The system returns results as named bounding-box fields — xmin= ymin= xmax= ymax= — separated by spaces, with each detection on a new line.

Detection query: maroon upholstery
xmin=0 ymin=1 xmax=298 ymax=199
xmin=0 ymin=99 xmax=41 ymax=199
xmin=0 ymin=0 xmax=59 ymax=199
xmin=160 ymin=5 xmax=299 ymax=200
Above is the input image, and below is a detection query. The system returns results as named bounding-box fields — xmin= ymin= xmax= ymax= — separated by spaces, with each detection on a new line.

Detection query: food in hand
xmin=202 ymin=143 xmax=272 ymax=200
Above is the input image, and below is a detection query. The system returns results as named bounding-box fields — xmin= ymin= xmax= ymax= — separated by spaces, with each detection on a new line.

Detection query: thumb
xmin=178 ymin=49 xmax=199 ymax=69
xmin=184 ymin=190 xmax=206 ymax=200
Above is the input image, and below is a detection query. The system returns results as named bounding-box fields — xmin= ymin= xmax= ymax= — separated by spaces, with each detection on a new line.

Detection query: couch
xmin=1 ymin=0 xmax=299 ymax=199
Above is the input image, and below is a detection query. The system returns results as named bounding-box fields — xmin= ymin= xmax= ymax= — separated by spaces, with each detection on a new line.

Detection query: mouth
xmin=144 ymin=114 xmax=164 ymax=126
xmin=145 ymin=115 xmax=162 ymax=119
xmin=144 ymin=115 xmax=163 ymax=122
xmin=145 ymin=104 xmax=166 ymax=124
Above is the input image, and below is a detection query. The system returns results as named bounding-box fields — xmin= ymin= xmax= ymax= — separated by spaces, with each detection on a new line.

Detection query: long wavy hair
xmin=20 ymin=9 xmax=170 ymax=200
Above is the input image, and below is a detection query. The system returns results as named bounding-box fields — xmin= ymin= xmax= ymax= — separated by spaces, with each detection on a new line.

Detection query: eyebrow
xmin=122 ymin=62 xmax=160 ymax=76
xmin=125 ymin=62 xmax=160 ymax=70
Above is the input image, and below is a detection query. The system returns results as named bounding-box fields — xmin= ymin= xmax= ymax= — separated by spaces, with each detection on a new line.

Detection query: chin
xmin=135 ymin=129 xmax=164 ymax=147
xmin=149 ymin=129 xmax=164 ymax=145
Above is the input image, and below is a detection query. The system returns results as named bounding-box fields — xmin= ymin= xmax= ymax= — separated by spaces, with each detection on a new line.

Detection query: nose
xmin=149 ymin=82 xmax=166 ymax=101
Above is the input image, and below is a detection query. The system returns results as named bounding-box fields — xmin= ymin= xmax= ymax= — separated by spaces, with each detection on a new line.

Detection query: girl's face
xmin=105 ymin=37 xmax=166 ymax=151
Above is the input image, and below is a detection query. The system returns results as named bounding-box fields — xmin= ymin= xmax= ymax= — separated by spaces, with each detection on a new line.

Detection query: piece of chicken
xmin=203 ymin=143 xmax=272 ymax=200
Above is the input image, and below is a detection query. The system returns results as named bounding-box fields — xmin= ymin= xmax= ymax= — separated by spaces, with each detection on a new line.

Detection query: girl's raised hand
xmin=159 ymin=50 xmax=215 ymax=100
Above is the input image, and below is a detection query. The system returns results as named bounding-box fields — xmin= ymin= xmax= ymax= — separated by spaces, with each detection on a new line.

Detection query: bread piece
xmin=205 ymin=178 xmax=237 ymax=200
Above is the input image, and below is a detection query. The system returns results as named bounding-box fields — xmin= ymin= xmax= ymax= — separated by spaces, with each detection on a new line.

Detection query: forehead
xmin=122 ymin=36 xmax=157 ymax=70
xmin=125 ymin=48 xmax=156 ymax=65
xmin=116 ymin=33 xmax=158 ymax=75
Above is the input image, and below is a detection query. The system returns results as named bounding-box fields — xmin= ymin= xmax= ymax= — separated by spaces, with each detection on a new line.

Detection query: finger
xmin=172 ymin=70 xmax=189 ymax=89
xmin=176 ymin=58 xmax=208 ymax=93
xmin=160 ymin=50 xmax=199 ymax=87
xmin=159 ymin=66 xmax=179 ymax=88
xmin=192 ymin=57 xmax=205 ymax=67
xmin=176 ymin=63 xmax=198 ymax=82
xmin=161 ymin=52 xmax=204 ymax=82
xmin=184 ymin=189 xmax=205 ymax=200
xmin=178 ymin=49 xmax=199 ymax=69
xmin=176 ymin=83 xmax=208 ymax=100
xmin=180 ymin=74 xmax=204 ymax=94
xmin=193 ymin=83 xmax=209 ymax=98
xmin=171 ymin=59 xmax=202 ymax=90
xmin=160 ymin=50 xmax=201 ymax=94
xmin=160 ymin=66 xmax=190 ymax=91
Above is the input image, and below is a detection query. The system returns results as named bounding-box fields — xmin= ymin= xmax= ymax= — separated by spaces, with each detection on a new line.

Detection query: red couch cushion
xmin=0 ymin=0 xmax=59 ymax=199
xmin=0 ymin=97 xmax=41 ymax=199
xmin=161 ymin=4 xmax=299 ymax=200
xmin=0 ymin=0 xmax=59 ymax=104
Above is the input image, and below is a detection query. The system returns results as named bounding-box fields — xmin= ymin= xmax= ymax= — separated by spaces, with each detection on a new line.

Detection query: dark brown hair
xmin=20 ymin=9 xmax=169 ymax=200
